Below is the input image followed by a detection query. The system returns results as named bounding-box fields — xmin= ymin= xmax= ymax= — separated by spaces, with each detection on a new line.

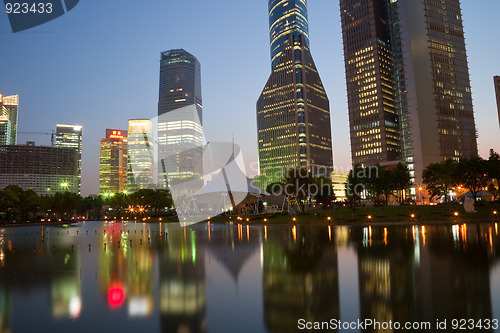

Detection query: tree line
xmin=345 ymin=162 xmax=412 ymax=206
xmin=0 ymin=187 xmax=173 ymax=222
xmin=422 ymin=150 xmax=500 ymax=202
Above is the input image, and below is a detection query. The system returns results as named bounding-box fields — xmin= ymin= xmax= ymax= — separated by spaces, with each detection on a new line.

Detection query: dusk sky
xmin=1 ymin=0 xmax=499 ymax=196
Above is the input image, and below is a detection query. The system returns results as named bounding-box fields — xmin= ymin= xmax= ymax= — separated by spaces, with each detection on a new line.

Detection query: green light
xmin=60 ymin=182 xmax=69 ymax=188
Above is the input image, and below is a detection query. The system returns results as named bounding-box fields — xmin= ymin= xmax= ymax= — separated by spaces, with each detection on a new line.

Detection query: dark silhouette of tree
xmin=422 ymin=159 xmax=458 ymax=202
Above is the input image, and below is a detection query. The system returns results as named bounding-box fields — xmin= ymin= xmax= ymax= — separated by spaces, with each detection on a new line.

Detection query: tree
xmin=345 ymin=165 xmax=365 ymax=206
xmin=488 ymin=149 xmax=500 ymax=197
xmin=422 ymin=159 xmax=457 ymax=202
xmin=314 ymin=176 xmax=336 ymax=207
xmin=393 ymin=163 xmax=412 ymax=203
xmin=283 ymin=167 xmax=317 ymax=212
xmin=456 ymin=156 xmax=488 ymax=202
xmin=0 ymin=185 xmax=23 ymax=221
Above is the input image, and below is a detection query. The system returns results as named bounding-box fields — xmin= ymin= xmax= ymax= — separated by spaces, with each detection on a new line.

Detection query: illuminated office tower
xmin=127 ymin=119 xmax=153 ymax=192
xmin=495 ymin=76 xmax=500 ymax=129
xmin=257 ymin=0 xmax=333 ymax=187
xmin=0 ymin=94 xmax=19 ymax=145
xmin=340 ymin=0 xmax=478 ymax=193
xmin=99 ymin=129 xmax=128 ymax=195
xmin=339 ymin=0 xmax=401 ymax=166
xmin=56 ymin=124 xmax=83 ymax=194
xmin=157 ymin=49 xmax=203 ymax=188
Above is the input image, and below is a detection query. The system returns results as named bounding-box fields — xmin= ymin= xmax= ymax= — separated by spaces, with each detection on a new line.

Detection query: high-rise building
xmin=495 ymin=76 xmax=500 ymax=129
xmin=0 ymin=94 xmax=19 ymax=146
xmin=257 ymin=0 xmax=333 ymax=187
xmin=99 ymin=129 xmax=128 ymax=195
xmin=340 ymin=0 xmax=478 ymax=194
xmin=157 ymin=49 xmax=204 ymax=188
xmin=0 ymin=142 xmax=79 ymax=195
xmin=127 ymin=119 xmax=154 ymax=192
xmin=55 ymin=124 xmax=83 ymax=194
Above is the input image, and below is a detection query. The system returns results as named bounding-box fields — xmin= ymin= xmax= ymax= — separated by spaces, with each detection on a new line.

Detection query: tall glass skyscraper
xmin=340 ymin=0 xmax=478 ymax=195
xmin=127 ymin=119 xmax=154 ymax=192
xmin=56 ymin=124 xmax=82 ymax=194
xmin=0 ymin=94 xmax=19 ymax=146
xmin=269 ymin=0 xmax=309 ymax=69
xmin=157 ymin=49 xmax=204 ymax=189
xmin=257 ymin=0 xmax=333 ymax=187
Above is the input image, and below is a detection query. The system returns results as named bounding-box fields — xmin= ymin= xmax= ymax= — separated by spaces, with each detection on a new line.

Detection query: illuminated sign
xmin=108 ymin=130 xmax=125 ymax=140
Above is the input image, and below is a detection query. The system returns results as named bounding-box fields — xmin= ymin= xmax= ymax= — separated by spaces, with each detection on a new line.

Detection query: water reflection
xmin=0 ymin=221 xmax=498 ymax=333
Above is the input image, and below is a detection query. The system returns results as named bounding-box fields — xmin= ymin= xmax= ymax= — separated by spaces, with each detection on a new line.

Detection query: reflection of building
xmin=159 ymin=228 xmax=206 ymax=333
xmin=99 ymin=129 xmax=128 ymax=194
xmin=0 ymin=94 xmax=18 ymax=146
xmin=0 ymin=142 xmax=79 ymax=194
xmin=55 ymin=124 xmax=83 ymax=194
xmin=257 ymin=0 xmax=333 ymax=187
xmin=0 ymin=286 xmax=10 ymax=333
xmin=356 ymin=241 xmax=420 ymax=332
xmin=340 ymin=0 xmax=478 ymax=193
xmin=157 ymin=49 xmax=204 ymax=188
xmin=263 ymin=226 xmax=339 ymax=333
xmin=495 ymin=76 xmax=500 ymax=130
xmin=127 ymin=119 xmax=154 ymax=192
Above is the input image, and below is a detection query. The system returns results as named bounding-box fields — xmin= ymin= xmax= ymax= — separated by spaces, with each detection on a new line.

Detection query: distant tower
xmin=0 ymin=94 xmax=19 ymax=145
xmin=127 ymin=119 xmax=154 ymax=192
xmin=99 ymin=129 xmax=128 ymax=195
xmin=495 ymin=76 xmax=500 ymax=130
xmin=340 ymin=0 xmax=478 ymax=195
xmin=157 ymin=49 xmax=204 ymax=189
xmin=56 ymin=124 xmax=83 ymax=194
xmin=257 ymin=0 xmax=333 ymax=187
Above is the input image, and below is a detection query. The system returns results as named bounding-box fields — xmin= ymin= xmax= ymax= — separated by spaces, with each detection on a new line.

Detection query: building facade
xmin=0 ymin=142 xmax=79 ymax=195
xmin=257 ymin=0 xmax=333 ymax=187
xmin=55 ymin=124 xmax=82 ymax=194
xmin=99 ymin=129 xmax=128 ymax=195
xmin=127 ymin=119 xmax=154 ymax=192
xmin=495 ymin=76 xmax=500 ymax=130
xmin=157 ymin=49 xmax=204 ymax=188
xmin=0 ymin=94 xmax=19 ymax=146
xmin=340 ymin=0 xmax=478 ymax=194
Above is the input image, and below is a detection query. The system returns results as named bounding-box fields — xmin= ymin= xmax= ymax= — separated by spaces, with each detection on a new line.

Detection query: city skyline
xmin=1 ymin=1 xmax=499 ymax=196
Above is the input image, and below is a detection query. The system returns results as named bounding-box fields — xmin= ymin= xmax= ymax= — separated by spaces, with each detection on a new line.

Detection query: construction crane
xmin=18 ymin=130 xmax=56 ymax=146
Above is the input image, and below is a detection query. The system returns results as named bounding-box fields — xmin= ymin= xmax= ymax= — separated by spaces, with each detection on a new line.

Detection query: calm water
xmin=0 ymin=220 xmax=499 ymax=333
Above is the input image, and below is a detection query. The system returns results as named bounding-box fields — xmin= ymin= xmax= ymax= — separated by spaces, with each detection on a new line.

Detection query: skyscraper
xmin=0 ymin=142 xmax=79 ymax=195
xmin=99 ymin=129 xmax=128 ymax=195
xmin=257 ymin=0 xmax=333 ymax=187
xmin=340 ymin=0 xmax=478 ymax=194
xmin=56 ymin=124 xmax=83 ymax=194
xmin=0 ymin=94 xmax=19 ymax=146
xmin=157 ymin=49 xmax=204 ymax=188
xmin=495 ymin=76 xmax=500 ymax=129
xmin=127 ymin=119 xmax=153 ymax=192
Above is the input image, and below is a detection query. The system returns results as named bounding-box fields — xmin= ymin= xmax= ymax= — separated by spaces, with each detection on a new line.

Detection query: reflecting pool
xmin=0 ymin=221 xmax=499 ymax=332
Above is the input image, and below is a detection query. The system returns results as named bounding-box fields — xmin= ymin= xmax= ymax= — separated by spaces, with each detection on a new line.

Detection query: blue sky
xmin=1 ymin=0 xmax=499 ymax=196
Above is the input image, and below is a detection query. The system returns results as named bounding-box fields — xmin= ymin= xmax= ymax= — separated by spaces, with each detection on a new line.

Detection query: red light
xmin=107 ymin=284 xmax=125 ymax=308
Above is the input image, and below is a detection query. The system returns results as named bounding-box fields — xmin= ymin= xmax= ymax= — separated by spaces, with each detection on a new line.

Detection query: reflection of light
xmin=489 ymin=228 xmax=493 ymax=252
xmin=128 ymin=297 xmax=152 ymax=317
xmin=328 ymin=225 xmax=331 ymax=241
xmin=383 ymin=228 xmax=387 ymax=246
xmin=292 ymin=226 xmax=297 ymax=242
xmin=495 ymin=223 xmax=498 ymax=236
xmin=421 ymin=226 xmax=426 ymax=247
xmin=247 ymin=225 xmax=250 ymax=241
xmin=264 ymin=225 xmax=267 ymax=241
xmin=107 ymin=284 xmax=125 ymax=309
xmin=69 ymin=297 xmax=82 ymax=319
